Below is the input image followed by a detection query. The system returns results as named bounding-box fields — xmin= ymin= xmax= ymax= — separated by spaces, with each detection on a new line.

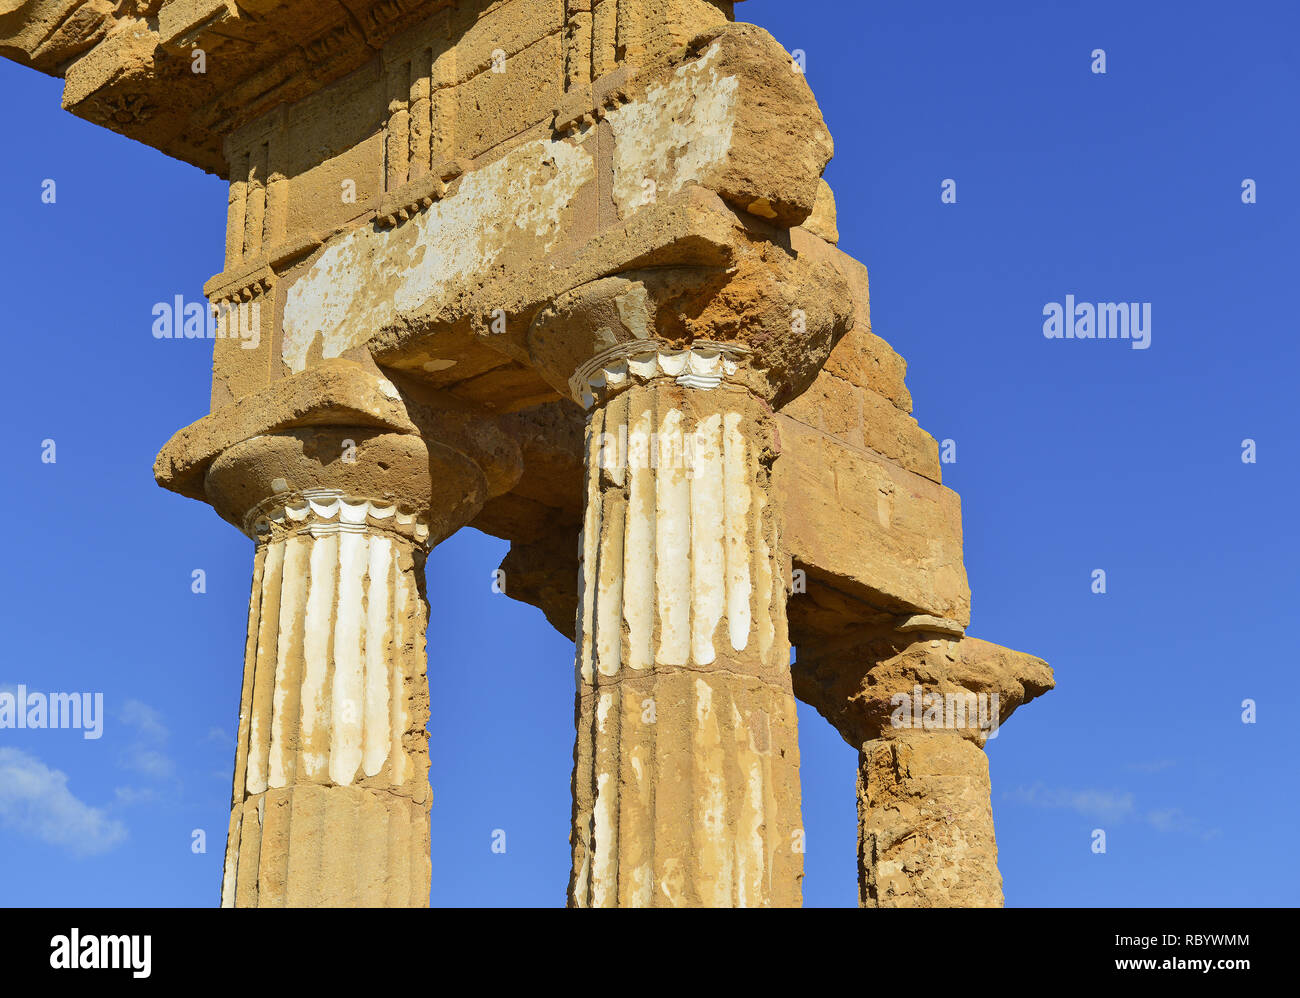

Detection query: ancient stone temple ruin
xmin=2 ymin=0 xmax=1053 ymax=907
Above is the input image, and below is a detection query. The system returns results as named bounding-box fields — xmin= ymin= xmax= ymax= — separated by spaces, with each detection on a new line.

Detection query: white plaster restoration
xmin=267 ymin=535 xmax=309 ymax=789
xmin=570 ymin=340 xmax=749 ymax=409
xmin=330 ymin=530 xmax=367 ymax=785
xmin=623 ymin=401 xmax=655 ymax=670
xmin=723 ymin=412 xmax=753 ymax=653
xmin=281 ymin=40 xmax=741 ymax=376
xmin=362 ymin=537 xmax=394 ymax=778
xmin=690 ymin=413 xmax=725 ymax=665
xmin=606 ymin=42 xmax=739 ymax=217
xmin=220 ymin=816 xmax=239 ymax=909
xmin=250 ymin=489 xmax=429 ymax=544
xmin=595 ymin=498 xmax=625 ymax=677
xmin=234 ymin=506 xmax=424 ymax=802
xmin=243 ymin=538 xmax=283 ymax=796
xmin=576 ymin=416 xmax=603 ymax=685
xmin=299 ymin=533 xmax=338 ymax=781
xmin=282 ymin=135 xmax=595 ymax=373
xmin=655 ymin=406 xmax=691 ymax=666
xmin=591 ymin=692 xmax=616 ymax=908
xmin=578 ymin=396 xmax=776 ymax=675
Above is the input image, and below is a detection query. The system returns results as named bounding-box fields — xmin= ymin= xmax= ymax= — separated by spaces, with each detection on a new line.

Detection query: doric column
xmin=858 ymin=728 xmax=1001 ymax=907
xmin=794 ymin=627 xmax=1054 ymax=908
xmin=203 ymin=427 xmax=487 ymax=907
xmin=563 ymin=342 xmax=803 ymax=908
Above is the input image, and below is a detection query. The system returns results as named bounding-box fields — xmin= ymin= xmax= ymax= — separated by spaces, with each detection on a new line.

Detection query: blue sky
xmin=1 ymin=0 xmax=1296 ymax=907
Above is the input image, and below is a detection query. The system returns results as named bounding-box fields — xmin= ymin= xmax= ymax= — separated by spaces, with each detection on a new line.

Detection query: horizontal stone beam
xmin=776 ymin=413 xmax=970 ymax=626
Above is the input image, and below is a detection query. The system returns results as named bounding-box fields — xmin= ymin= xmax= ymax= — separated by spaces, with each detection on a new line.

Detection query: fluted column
xmin=221 ymin=491 xmax=433 ymax=907
xmin=566 ymin=347 xmax=803 ymax=908
xmin=203 ymin=427 xmax=489 ymax=907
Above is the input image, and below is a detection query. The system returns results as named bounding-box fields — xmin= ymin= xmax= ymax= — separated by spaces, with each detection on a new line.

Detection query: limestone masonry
xmin=3 ymin=0 xmax=1053 ymax=907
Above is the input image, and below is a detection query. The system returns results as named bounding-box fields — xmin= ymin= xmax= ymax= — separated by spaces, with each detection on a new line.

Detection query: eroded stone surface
xmin=859 ymin=731 xmax=1003 ymax=908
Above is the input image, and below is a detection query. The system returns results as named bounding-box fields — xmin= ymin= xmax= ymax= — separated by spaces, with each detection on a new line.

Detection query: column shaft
xmin=221 ymin=495 xmax=432 ymax=907
xmin=569 ymin=382 xmax=803 ymax=907
xmin=858 ymin=730 xmax=1002 ymax=908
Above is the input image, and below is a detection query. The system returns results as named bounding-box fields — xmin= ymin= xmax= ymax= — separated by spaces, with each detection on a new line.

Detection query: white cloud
xmin=113 ymin=786 xmax=161 ymax=806
xmin=1144 ymin=807 xmax=1219 ymax=840
xmin=117 ymin=699 xmax=176 ymax=780
xmin=0 ymin=748 xmax=127 ymax=856
xmin=1007 ymin=783 xmax=1219 ymax=839
xmin=119 ymin=745 xmax=175 ymax=780
xmin=1006 ymin=783 xmax=1136 ymax=822
xmin=119 ymin=699 xmax=168 ymax=742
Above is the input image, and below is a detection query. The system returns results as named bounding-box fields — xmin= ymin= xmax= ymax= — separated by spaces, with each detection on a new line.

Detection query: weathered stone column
xmin=563 ymin=344 xmax=803 ymax=907
xmin=858 ymin=729 xmax=1002 ymax=907
xmin=794 ymin=628 xmax=1054 ymax=908
xmin=203 ymin=427 xmax=486 ymax=907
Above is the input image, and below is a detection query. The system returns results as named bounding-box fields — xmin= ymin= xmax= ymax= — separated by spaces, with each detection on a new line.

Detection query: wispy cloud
xmin=120 ymin=700 xmax=168 ymax=742
xmin=113 ymin=786 xmax=162 ymax=807
xmin=117 ymin=699 xmax=175 ymax=780
xmin=0 ymin=748 xmax=127 ymax=856
xmin=1006 ymin=782 xmax=1219 ymax=839
xmin=119 ymin=746 xmax=175 ymax=780
xmin=1144 ymin=807 xmax=1220 ymax=840
xmin=1125 ymin=759 xmax=1176 ymax=774
xmin=1007 ymin=783 xmax=1135 ymax=822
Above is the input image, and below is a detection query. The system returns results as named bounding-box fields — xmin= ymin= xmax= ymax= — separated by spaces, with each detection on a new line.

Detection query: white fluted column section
xmin=569 ymin=381 xmax=803 ymax=908
xmin=220 ymin=491 xmax=432 ymax=908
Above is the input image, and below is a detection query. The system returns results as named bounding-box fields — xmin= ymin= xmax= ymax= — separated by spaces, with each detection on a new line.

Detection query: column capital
xmin=204 ymin=427 xmax=485 ymax=548
xmin=569 ymin=339 xmax=754 ymax=409
xmin=243 ymin=488 xmax=434 ymax=549
xmin=527 ymin=260 xmax=854 ymax=412
xmin=794 ymin=628 xmax=1054 ymax=750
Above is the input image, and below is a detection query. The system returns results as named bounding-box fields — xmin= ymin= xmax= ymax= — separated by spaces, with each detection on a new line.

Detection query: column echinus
xmin=157 ymin=400 xmax=506 ymax=908
xmin=529 ymin=265 xmax=851 ymax=908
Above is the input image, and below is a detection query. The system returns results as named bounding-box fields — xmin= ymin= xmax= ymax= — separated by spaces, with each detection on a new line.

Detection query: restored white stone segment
xmin=575 ymin=391 xmax=777 ymax=681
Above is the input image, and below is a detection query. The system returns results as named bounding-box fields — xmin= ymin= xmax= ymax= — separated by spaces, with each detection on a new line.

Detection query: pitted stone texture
xmin=605 ymin=22 xmax=831 ymax=227
xmin=789 ymin=226 xmax=914 ymax=413
xmin=777 ymin=415 xmax=970 ymax=625
xmin=859 ymin=731 xmax=1002 ymax=908
xmin=782 ymin=369 xmax=940 ymax=482
xmin=794 ymin=630 xmax=1054 ymax=751
xmin=796 ymin=631 xmax=1051 ymax=909
xmin=0 ymin=0 xmax=1061 ymax=912
xmin=529 ymin=258 xmax=853 ymax=410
